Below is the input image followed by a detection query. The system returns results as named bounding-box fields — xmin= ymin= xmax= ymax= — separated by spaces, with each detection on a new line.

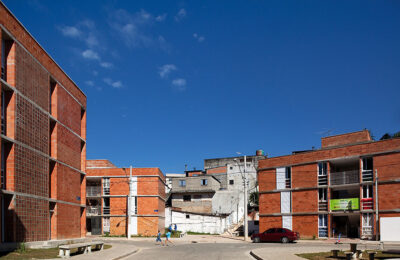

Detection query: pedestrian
xmin=165 ymin=230 xmax=174 ymax=246
xmin=156 ymin=230 xmax=164 ymax=246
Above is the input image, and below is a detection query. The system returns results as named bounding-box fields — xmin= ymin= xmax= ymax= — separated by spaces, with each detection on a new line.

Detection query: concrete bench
xmin=331 ymin=249 xmax=339 ymax=257
xmin=367 ymin=251 xmax=376 ymax=260
xmin=345 ymin=252 xmax=353 ymax=260
xmin=59 ymin=241 xmax=104 ymax=258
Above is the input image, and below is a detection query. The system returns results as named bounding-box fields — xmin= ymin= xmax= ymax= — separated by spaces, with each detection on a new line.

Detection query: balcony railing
xmin=318 ymin=227 xmax=328 ymax=238
xmin=362 ymin=227 xmax=373 ymax=238
xmin=362 ymin=170 xmax=373 ymax=182
xmin=318 ymin=175 xmax=328 ymax=186
xmin=361 ymin=198 xmax=373 ymax=210
xmin=330 ymin=170 xmax=359 ymax=186
xmin=87 ymin=186 xmax=101 ymax=197
xmin=103 ymin=206 xmax=110 ymax=215
xmin=86 ymin=206 xmax=101 ymax=216
xmin=318 ymin=201 xmax=328 ymax=211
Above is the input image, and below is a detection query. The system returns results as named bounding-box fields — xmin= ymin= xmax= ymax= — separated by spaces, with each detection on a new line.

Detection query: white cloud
xmin=85 ymin=80 xmax=94 ymax=86
xmin=193 ymin=33 xmax=205 ymax=42
xmin=85 ymin=33 xmax=99 ymax=47
xmin=159 ymin=64 xmax=177 ymax=78
xmin=156 ymin=14 xmax=167 ymax=22
xmin=100 ymin=62 xmax=113 ymax=69
xmin=109 ymin=9 xmax=159 ymax=48
xmin=59 ymin=26 xmax=81 ymax=38
xmin=172 ymin=78 xmax=187 ymax=91
xmin=175 ymin=8 xmax=187 ymax=22
xmin=82 ymin=49 xmax=100 ymax=60
xmin=93 ymin=70 xmax=98 ymax=76
xmin=104 ymin=78 xmax=123 ymax=88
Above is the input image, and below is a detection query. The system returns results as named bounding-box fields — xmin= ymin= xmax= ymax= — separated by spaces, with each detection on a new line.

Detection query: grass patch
xmin=102 ymin=232 xmax=126 ymax=237
xmin=296 ymin=250 xmax=400 ymax=259
xmin=164 ymin=229 xmax=182 ymax=238
xmin=0 ymin=244 xmax=112 ymax=259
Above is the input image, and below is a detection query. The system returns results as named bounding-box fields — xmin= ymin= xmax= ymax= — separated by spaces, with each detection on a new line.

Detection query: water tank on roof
xmin=256 ymin=150 xmax=265 ymax=156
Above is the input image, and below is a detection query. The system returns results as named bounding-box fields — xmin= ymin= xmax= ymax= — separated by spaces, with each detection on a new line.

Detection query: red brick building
xmin=0 ymin=2 xmax=87 ymax=242
xmin=86 ymin=160 xmax=165 ymax=237
xmin=258 ymin=130 xmax=400 ymax=240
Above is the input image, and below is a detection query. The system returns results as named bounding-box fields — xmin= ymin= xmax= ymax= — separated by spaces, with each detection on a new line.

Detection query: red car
xmin=251 ymin=228 xmax=299 ymax=243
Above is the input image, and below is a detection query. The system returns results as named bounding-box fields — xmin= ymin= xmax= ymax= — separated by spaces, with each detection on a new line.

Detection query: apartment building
xmin=86 ymin=160 xmax=165 ymax=237
xmin=0 ymin=2 xmax=87 ymax=242
xmin=258 ymin=130 xmax=400 ymax=240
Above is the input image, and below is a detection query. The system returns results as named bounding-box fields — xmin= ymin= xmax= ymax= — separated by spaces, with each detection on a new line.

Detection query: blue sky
xmin=3 ymin=0 xmax=400 ymax=173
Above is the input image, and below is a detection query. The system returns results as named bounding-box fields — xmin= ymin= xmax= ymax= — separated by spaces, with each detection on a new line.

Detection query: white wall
xmin=380 ymin=217 xmax=400 ymax=242
xmin=166 ymin=210 xmax=228 ymax=234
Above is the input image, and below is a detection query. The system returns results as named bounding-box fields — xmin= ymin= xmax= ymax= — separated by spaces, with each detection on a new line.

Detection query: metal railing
xmin=330 ymin=170 xmax=359 ymax=186
xmin=318 ymin=201 xmax=328 ymax=211
xmin=362 ymin=227 xmax=373 ymax=237
xmin=86 ymin=206 xmax=101 ymax=216
xmin=103 ymin=206 xmax=110 ymax=215
xmin=86 ymin=186 xmax=101 ymax=197
xmin=319 ymin=227 xmax=328 ymax=237
xmin=362 ymin=170 xmax=373 ymax=182
xmin=318 ymin=175 xmax=328 ymax=186
xmin=361 ymin=198 xmax=373 ymax=210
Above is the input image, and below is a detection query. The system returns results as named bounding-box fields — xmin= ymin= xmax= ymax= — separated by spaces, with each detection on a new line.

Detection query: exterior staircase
xmin=223 ymin=216 xmax=244 ymax=236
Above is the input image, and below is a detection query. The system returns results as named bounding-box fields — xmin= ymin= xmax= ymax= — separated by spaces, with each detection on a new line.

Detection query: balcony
xmin=361 ymin=198 xmax=373 ymax=210
xmin=330 ymin=170 xmax=359 ymax=186
xmin=86 ymin=206 xmax=101 ymax=216
xmin=87 ymin=186 xmax=101 ymax=197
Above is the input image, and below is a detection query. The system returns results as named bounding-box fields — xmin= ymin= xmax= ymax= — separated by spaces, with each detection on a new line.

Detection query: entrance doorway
xmin=91 ymin=217 xmax=101 ymax=235
xmin=332 ymin=215 xmax=360 ymax=238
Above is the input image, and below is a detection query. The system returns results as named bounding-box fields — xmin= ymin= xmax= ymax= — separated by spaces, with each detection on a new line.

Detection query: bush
xmin=164 ymin=228 xmax=181 ymax=238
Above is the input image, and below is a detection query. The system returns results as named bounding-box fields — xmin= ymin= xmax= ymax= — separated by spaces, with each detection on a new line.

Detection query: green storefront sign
xmin=330 ymin=198 xmax=359 ymax=211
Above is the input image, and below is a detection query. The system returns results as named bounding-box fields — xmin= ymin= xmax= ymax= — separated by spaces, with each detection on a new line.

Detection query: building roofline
xmin=0 ymin=1 xmax=86 ymax=98
xmin=320 ymin=129 xmax=370 ymax=140
xmin=258 ymin=137 xmax=400 ymax=170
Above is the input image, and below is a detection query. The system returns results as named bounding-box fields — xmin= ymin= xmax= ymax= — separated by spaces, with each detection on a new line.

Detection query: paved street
xmin=103 ymin=236 xmax=357 ymax=260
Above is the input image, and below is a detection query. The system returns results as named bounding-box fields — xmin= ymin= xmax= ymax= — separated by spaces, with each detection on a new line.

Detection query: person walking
xmin=165 ymin=230 xmax=174 ymax=246
xmin=156 ymin=230 xmax=164 ymax=246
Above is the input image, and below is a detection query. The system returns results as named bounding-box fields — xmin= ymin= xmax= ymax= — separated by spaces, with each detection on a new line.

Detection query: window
xmin=183 ymin=195 xmax=191 ymax=201
xmin=186 ymin=214 xmax=190 ymax=219
xmin=362 ymin=158 xmax=373 ymax=171
xmin=103 ymin=217 xmax=110 ymax=233
xmin=363 ymin=185 xmax=373 ymax=199
xmin=318 ymin=162 xmax=327 ymax=176
xmin=229 ymin=180 xmax=234 ymax=185
xmin=201 ymin=179 xmax=208 ymax=186
xmin=103 ymin=178 xmax=110 ymax=195
xmin=318 ymin=214 xmax=328 ymax=237
xmin=1 ymin=39 xmax=6 ymax=80
xmin=285 ymin=167 xmax=291 ymax=188
xmin=318 ymin=188 xmax=327 ymax=201
xmin=179 ymin=180 xmax=186 ymax=187
xmin=230 ymin=167 xmax=233 ymax=170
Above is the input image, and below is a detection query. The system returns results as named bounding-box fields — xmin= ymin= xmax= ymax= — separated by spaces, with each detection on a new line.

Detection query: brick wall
xmin=374 ymin=152 xmax=400 ymax=181
xmin=258 ymin=169 xmax=275 ymax=191
xmin=321 ymin=130 xmax=371 ymax=148
xmin=1 ymin=2 xmax=86 ymax=243
xmin=292 ymin=164 xmax=317 ymax=188
xmin=110 ymin=217 xmax=126 ymax=236
xmin=138 ymin=217 xmax=158 ymax=236
xmin=292 ymin=190 xmax=317 ymax=213
xmin=292 ymin=215 xmax=318 ymax=238
xmin=378 ymin=183 xmax=400 ymax=210
xmin=259 ymin=193 xmax=280 ymax=214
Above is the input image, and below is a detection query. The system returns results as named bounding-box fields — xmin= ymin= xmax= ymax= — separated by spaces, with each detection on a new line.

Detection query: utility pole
xmin=127 ymin=166 xmax=133 ymax=239
xmin=243 ymin=155 xmax=248 ymax=242
xmin=375 ymin=169 xmax=379 ymax=241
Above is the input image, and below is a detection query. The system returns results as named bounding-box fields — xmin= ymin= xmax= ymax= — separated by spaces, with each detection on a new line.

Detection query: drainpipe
xmin=375 ymin=169 xmax=379 ymax=241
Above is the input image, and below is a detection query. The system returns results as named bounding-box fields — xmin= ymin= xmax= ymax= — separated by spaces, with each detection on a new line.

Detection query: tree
xmin=380 ymin=131 xmax=400 ymax=140
xmin=249 ymin=191 xmax=259 ymax=206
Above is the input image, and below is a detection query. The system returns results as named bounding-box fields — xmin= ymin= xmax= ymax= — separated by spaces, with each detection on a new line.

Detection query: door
xmin=91 ymin=216 xmax=102 ymax=235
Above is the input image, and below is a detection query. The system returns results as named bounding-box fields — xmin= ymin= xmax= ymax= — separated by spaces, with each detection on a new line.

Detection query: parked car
xmin=251 ymin=228 xmax=299 ymax=243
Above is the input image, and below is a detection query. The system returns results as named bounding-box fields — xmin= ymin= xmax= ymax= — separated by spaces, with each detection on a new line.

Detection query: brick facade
xmin=0 ymin=2 xmax=86 ymax=243
xmin=258 ymin=131 xmax=400 ymax=240
xmin=86 ymin=160 xmax=165 ymax=237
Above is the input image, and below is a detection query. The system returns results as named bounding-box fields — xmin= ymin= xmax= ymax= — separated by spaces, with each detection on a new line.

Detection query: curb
xmin=249 ymin=250 xmax=263 ymax=260
xmin=112 ymin=248 xmax=140 ymax=260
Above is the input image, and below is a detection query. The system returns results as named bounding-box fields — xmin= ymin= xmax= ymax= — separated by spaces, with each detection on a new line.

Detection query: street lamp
xmin=234 ymin=154 xmax=248 ymax=242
